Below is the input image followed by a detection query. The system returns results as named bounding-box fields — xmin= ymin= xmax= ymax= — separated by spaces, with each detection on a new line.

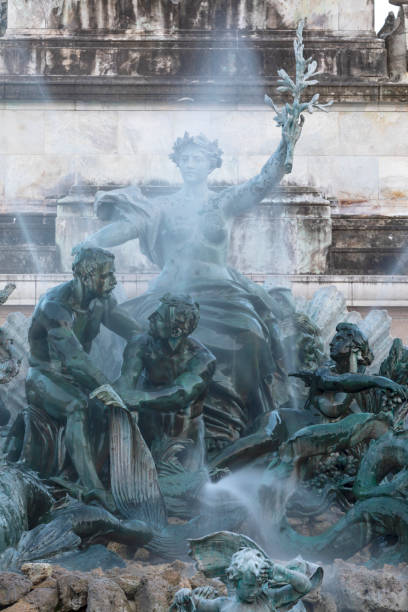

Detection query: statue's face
xmin=149 ymin=303 xmax=196 ymax=340
xmin=149 ymin=308 xmax=169 ymax=339
xmin=235 ymin=571 xmax=262 ymax=603
xmin=177 ymin=144 xmax=212 ymax=185
xmin=329 ymin=329 xmax=354 ymax=361
xmin=86 ymin=260 xmax=117 ymax=299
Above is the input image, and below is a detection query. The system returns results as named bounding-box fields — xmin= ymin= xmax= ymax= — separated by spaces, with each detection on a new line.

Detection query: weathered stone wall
xmin=0 ymin=99 xmax=406 ymax=275
xmin=0 ymin=1 xmax=383 ymax=82
xmin=0 ymin=37 xmax=385 ymax=81
xmin=0 ymin=101 xmax=407 ymax=216
xmin=56 ymin=186 xmax=331 ymax=275
xmin=329 ymin=215 xmax=408 ymax=275
xmin=6 ymin=0 xmax=374 ymax=35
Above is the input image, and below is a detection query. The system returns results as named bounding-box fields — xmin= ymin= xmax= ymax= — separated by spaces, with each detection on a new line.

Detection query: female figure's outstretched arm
xmin=79 ymin=186 xmax=151 ymax=249
xmin=82 ymin=219 xmax=139 ymax=249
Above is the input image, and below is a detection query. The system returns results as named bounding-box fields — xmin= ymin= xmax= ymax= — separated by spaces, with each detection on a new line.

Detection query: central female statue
xmin=82 ymin=115 xmax=303 ymax=453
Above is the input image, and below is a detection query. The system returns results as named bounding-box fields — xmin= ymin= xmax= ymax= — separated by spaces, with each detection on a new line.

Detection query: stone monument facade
xmin=0 ymin=1 xmax=407 ymax=331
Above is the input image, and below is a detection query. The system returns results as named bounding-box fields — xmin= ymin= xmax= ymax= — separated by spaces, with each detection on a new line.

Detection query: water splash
xmin=199 ymin=464 xmax=300 ymax=556
xmin=13 ymin=215 xmax=41 ymax=275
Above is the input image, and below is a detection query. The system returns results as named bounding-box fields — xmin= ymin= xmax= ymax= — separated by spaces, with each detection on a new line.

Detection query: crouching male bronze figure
xmin=95 ymin=293 xmax=216 ymax=473
xmin=23 ymin=247 xmax=141 ymax=509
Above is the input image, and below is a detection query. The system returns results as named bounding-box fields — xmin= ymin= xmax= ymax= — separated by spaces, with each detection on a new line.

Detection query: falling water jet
xmin=13 ymin=215 xmax=41 ymax=275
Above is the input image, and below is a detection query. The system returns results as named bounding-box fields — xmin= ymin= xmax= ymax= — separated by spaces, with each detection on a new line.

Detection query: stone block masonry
xmin=0 ymin=1 xmax=406 ymax=334
xmin=0 ymin=102 xmax=406 ymax=217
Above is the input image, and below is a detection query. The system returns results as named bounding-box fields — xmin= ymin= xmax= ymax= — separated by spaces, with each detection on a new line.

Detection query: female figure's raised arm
xmin=221 ymin=20 xmax=333 ymax=218
xmin=221 ymin=113 xmax=304 ymax=218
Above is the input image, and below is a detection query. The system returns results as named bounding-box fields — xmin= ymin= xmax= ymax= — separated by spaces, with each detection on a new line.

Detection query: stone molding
xmin=2 ymin=272 xmax=408 ymax=308
xmin=0 ymin=25 xmax=387 ymax=87
xmin=2 ymin=76 xmax=408 ymax=104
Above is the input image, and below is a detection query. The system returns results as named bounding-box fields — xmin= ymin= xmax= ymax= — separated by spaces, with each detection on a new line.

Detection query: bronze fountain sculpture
xmin=0 ymin=24 xmax=407 ymax=607
xmin=79 ymin=21 xmax=332 ymax=457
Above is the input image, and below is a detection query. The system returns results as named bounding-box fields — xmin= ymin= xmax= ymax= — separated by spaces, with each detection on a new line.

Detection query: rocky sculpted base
xmin=0 ymin=557 xmax=407 ymax=612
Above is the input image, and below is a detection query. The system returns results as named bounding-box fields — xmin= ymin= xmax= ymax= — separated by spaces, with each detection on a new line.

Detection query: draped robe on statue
xmin=95 ymin=181 xmax=285 ymax=452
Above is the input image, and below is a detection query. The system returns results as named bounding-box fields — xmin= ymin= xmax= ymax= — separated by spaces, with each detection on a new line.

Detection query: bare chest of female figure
xmin=157 ymin=195 xmax=234 ymax=284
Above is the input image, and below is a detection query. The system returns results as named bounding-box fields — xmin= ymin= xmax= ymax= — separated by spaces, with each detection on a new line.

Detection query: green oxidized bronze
xmin=281 ymin=429 xmax=408 ymax=567
xmin=263 ymin=323 xmax=408 ymax=567
xmin=92 ymin=292 xmax=216 ymax=518
xmin=259 ymin=322 xmax=407 ymax=523
xmin=115 ymin=293 xmax=216 ymax=472
xmin=170 ymin=531 xmax=323 ymax=611
xmin=284 ymin=323 xmax=405 ymax=463
xmin=23 ymin=247 xmax=141 ymax=510
xmin=0 ymin=283 xmax=21 ymax=426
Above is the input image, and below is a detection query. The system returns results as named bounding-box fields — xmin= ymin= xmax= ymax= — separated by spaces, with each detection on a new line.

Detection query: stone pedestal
xmin=56 ymin=185 xmax=332 ymax=276
xmin=231 ymin=187 xmax=332 ymax=275
xmin=0 ymin=213 xmax=58 ymax=273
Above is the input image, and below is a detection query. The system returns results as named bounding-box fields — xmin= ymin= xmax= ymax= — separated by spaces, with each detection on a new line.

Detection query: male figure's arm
xmin=135 ymin=347 xmax=216 ymax=412
xmin=315 ymin=371 xmax=403 ymax=394
xmin=103 ymin=296 xmax=143 ymax=341
xmin=267 ymin=563 xmax=312 ymax=608
xmin=191 ymin=598 xmax=223 ymax=612
xmin=114 ymin=340 xmax=216 ymax=412
xmin=43 ymin=300 xmax=109 ymax=389
xmin=171 ymin=348 xmax=216 ymax=405
xmin=113 ymin=335 xmax=145 ymax=405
